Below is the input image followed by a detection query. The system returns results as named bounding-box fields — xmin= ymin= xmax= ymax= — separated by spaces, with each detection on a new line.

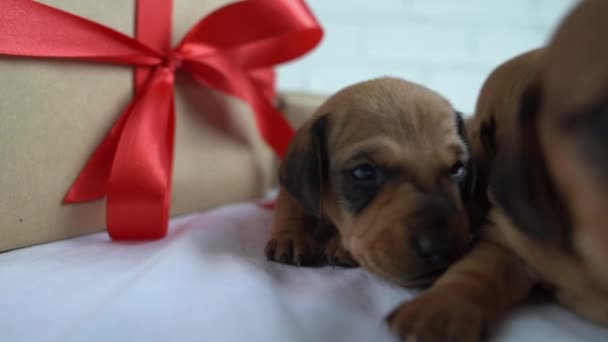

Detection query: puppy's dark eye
xmin=351 ymin=163 xmax=377 ymax=182
xmin=342 ymin=163 xmax=384 ymax=214
xmin=449 ymin=161 xmax=467 ymax=182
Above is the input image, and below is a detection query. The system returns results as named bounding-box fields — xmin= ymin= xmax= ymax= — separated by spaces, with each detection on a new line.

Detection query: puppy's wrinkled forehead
xmin=318 ymin=78 xmax=465 ymax=166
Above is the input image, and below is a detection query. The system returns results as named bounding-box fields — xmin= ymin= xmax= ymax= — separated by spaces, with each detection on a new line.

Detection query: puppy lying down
xmin=265 ymin=77 xmax=479 ymax=335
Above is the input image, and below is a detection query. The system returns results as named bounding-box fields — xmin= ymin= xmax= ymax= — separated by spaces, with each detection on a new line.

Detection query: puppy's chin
xmin=343 ymin=205 xmax=472 ymax=289
xmin=347 ymin=234 xmax=458 ymax=289
xmin=355 ymin=254 xmax=444 ymax=288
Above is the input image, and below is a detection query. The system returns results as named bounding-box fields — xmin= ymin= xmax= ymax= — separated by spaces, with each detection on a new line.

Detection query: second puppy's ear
xmin=279 ymin=114 xmax=330 ymax=217
xmin=491 ymin=84 xmax=571 ymax=248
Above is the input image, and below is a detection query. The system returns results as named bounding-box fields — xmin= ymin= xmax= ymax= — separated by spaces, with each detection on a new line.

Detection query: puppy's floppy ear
xmin=455 ymin=111 xmax=477 ymax=199
xmin=490 ymin=84 xmax=571 ymax=248
xmin=565 ymin=96 xmax=608 ymax=181
xmin=279 ymin=114 xmax=329 ymax=217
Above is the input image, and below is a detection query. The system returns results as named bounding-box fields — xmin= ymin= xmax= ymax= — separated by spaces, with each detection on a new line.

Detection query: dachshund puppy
xmin=388 ymin=1 xmax=608 ymax=340
xmin=266 ymin=77 xmax=477 ymax=287
xmin=492 ymin=0 xmax=608 ymax=293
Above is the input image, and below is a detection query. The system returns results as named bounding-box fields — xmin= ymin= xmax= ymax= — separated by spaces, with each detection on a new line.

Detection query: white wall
xmin=277 ymin=0 xmax=579 ymax=114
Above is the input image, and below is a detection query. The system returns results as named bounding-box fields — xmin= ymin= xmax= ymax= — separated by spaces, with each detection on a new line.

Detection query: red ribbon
xmin=0 ymin=0 xmax=322 ymax=240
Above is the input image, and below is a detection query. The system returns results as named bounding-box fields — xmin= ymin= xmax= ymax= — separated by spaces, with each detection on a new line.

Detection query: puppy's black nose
xmin=414 ymin=232 xmax=457 ymax=270
xmin=409 ymin=194 xmax=462 ymax=269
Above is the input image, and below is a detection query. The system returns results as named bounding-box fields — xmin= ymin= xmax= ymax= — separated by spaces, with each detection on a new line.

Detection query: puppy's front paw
xmin=324 ymin=235 xmax=358 ymax=267
xmin=265 ymin=231 xmax=323 ymax=266
xmin=386 ymin=293 xmax=488 ymax=342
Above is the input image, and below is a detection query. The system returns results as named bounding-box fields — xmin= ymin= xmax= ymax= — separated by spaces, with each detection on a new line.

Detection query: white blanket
xmin=1 ymin=202 xmax=607 ymax=342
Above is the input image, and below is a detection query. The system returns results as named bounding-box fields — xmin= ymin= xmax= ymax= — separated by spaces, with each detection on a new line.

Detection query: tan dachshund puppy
xmin=266 ymin=77 xmax=478 ymax=287
xmin=387 ymin=1 xmax=608 ymax=340
xmin=492 ymin=0 xmax=608 ymax=293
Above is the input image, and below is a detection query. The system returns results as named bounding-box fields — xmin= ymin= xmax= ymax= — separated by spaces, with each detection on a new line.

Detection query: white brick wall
xmin=277 ymin=0 xmax=579 ymax=114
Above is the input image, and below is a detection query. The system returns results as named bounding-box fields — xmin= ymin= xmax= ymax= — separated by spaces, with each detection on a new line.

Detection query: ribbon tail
xmin=63 ymin=103 xmax=135 ymax=203
xmin=247 ymin=68 xmax=276 ymax=104
xmin=185 ymin=58 xmax=294 ymax=158
xmin=253 ymin=98 xmax=295 ymax=158
xmin=106 ymin=68 xmax=175 ymax=240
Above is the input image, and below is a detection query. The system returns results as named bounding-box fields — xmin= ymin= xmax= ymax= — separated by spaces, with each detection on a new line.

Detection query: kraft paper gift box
xmin=0 ymin=0 xmax=322 ymax=252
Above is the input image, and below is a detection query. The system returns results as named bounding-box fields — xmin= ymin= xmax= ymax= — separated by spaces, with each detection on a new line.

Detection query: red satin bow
xmin=0 ymin=0 xmax=322 ymax=239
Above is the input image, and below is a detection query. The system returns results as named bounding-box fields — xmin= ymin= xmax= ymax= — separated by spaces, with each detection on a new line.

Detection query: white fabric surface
xmin=1 ymin=202 xmax=607 ymax=342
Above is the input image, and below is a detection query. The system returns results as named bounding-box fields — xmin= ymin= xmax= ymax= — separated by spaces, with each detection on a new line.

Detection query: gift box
xmin=0 ymin=0 xmax=322 ymax=252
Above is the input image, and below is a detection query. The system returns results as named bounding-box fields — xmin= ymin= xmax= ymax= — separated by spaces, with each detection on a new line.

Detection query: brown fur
xmin=266 ymin=77 xmax=475 ymax=287
xmin=466 ymin=49 xmax=543 ymax=194
xmin=387 ymin=1 xmax=608 ymax=340
xmin=533 ymin=0 xmax=608 ymax=289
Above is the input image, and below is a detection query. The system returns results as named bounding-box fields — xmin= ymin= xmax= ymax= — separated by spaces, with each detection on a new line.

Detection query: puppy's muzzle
xmin=409 ymin=195 xmax=466 ymax=270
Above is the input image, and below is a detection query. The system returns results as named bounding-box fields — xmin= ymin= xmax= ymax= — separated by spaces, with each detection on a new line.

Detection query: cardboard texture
xmin=0 ymin=0 xmax=293 ymax=252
